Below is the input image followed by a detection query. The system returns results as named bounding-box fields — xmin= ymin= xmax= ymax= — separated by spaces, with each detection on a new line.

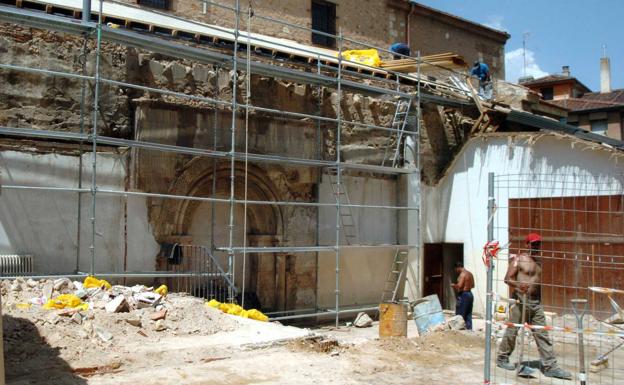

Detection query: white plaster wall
xmin=125 ymin=195 xmax=161 ymax=272
xmin=317 ymin=247 xmax=396 ymax=309
xmin=422 ymin=135 xmax=624 ymax=313
xmin=0 ymin=150 xmax=158 ymax=275
xmin=317 ymin=174 xmax=399 ymax=309
xmin=318 ymin=174 xmax=397 ymax=245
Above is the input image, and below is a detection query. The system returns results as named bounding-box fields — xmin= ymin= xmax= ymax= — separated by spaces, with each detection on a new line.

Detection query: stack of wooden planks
xmin=381 ymin=52 xmax=468 ymax=73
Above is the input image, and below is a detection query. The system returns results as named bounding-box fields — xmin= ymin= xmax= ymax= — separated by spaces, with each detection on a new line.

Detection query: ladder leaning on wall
xmin=381 ymin=97 xmax=413 ymax=168
xmin=381 ymin=248 xmax=410 ymax=303
xmin=326 ymin=167 xmax=360 ymax=245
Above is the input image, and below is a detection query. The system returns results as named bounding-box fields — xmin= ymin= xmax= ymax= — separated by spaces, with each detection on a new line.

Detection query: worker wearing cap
xmin=496 ymin=233 xmax=572 ymax=380
xmin=470 ymin=60 xmax=492 ymax=99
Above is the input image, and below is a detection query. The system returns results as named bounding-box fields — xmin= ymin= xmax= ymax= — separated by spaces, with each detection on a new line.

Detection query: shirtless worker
xmin=496 ymin=233 xmax=572 ymax=380
xmin=451 ymin=262 xmax=474 ymax=330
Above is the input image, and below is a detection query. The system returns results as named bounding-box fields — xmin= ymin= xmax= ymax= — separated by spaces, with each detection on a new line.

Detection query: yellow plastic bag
xmin=43 ymin=294 xmax=88 ymax=310
xmin=205 ymin=300 xmax=268 ymax=322
xmin=83 ymin=276 xmax=112 ymax=290
xmin=226 ymin=304 xmax=244 ymax=316
xmin=243 ymin=309 xmax=269 ymax=322
xmin=339 ymin=49 xmax=381 ymax=68
xmin=206 ymin=299 xmax=221 ymax=308
xmin=154 ymin=284 xmax=168 ymax=296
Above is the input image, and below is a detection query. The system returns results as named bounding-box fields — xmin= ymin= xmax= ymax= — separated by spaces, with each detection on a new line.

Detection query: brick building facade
xmin=119 ymin=0 xmax=509 ymax=79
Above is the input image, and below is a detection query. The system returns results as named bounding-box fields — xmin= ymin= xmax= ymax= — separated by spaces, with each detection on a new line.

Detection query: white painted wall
xmin=318 ymin=174 xmax=397 ymax=245
xmin=422 ymin=134 xmax=624 ymax=313
xmin=317 ymin=173 xmax=399 ymax=308
xmin=0 ymin=150 xmax=159 ymax=275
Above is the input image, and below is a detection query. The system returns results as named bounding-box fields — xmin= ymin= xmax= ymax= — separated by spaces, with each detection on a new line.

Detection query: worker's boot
xmin=543 ymin=367 xmax=572 ymax=380
xmin=496 ymin=357 xmax=515 ymax=371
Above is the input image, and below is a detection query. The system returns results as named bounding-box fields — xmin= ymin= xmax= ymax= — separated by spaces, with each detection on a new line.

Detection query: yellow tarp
xmin=83 ymin=276 xmax=112 ymax=290
xmin=43 ymin=294 xmax=89 ymax=310
xmin=206 ymin=300 xmax=269 ymax=322
xmin=339 ymin=49 xmax=381 ymax=68
xmin=154 ymin=284 xmax=168 ymax=296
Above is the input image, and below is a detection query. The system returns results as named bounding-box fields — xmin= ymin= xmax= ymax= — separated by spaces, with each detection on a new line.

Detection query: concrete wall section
xmin=317 ymin=247 xmax=395 ymax=309
xmin=422 ymin=134 xmax=624 ymax=313
xmin=318 ymin=173 xmax=397 ymax=245
xmin=0 ymin=150 xmax=135 ymax=274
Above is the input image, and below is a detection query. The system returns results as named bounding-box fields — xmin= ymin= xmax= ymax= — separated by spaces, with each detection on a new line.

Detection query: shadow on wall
xmin=3 ymin=314 xmax=88 ymax=385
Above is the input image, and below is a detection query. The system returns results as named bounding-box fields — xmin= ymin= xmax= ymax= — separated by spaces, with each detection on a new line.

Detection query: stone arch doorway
xmin=160 ymin=158 xmax=287 ymax=310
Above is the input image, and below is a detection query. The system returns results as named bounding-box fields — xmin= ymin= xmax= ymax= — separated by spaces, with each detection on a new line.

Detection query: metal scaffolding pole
xmin=226 ymin=0 xmax=241 ymax=302
xmin=82 ymin=0 xmax=91 ymax=23
xmin=75 ymin=31 xmax=90 ymax=273
xmin=484 ymin=172 xmax=495 ymax=384
xmin=89 ymin=0 xmax=104 ymax=275
xmin=334 ymin=29 xmax=343 ymax=327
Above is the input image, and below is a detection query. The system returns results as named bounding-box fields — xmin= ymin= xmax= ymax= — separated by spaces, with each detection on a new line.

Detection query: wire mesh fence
xmin=486 ymin=173 xmax=624 ymax=385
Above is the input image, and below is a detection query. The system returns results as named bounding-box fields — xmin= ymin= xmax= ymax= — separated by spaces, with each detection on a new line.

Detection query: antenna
xmin=602 ymin=44 xmax=607 ymax=58
xmin=522 ymin=32 xmax=530 ymax=78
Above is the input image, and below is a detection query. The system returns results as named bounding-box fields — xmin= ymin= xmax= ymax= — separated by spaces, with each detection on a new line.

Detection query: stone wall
xmin=0 ymin=24 xmax=130 ymax=136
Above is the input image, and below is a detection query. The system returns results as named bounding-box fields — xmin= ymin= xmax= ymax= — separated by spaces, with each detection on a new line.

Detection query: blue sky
xmin=416 ymin=0 xmax=623 ymax=91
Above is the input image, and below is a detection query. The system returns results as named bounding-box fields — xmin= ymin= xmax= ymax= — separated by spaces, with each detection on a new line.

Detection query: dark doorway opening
xmin=423 ymin=243 xmax=464 ymax=310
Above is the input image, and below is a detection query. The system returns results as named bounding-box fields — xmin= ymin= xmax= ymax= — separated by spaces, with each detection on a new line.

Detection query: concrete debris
xmin=447 ymin=315 xmax=466 ymax=330
xmin=135 ymin=292 xmax=162 ymax=308
xmin=150 ymin=309 xmax=167 ymax=321
xmin=71 ymin=312 xmax=83 ymax=325
xmin=10 ymin=281 xmax=22 ymax=292
xmin=154 ymin=320 xmax=167 ymax=332
xmin=53 ymin=278 xmax=73 ymax=292
xmin=105 ymin=295 xmax=130 ymax=313
xmin=125 ymin=317 xmax=142 ymax=327
xmin=95 ymin=327 xmax=113 ymax=342
xmin=26 ymin=278 xmax=38 ymax=288
xmin=353 ymin=312 xmax=373 ymax=328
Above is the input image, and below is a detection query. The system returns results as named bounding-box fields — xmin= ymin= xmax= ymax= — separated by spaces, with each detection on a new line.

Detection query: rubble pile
xmin=2 ymin=276 xmax=241 ymax=373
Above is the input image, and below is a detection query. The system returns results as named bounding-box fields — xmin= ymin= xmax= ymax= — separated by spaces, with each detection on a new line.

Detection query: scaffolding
xmin=0 ymin=0 xmax=474 ymax=325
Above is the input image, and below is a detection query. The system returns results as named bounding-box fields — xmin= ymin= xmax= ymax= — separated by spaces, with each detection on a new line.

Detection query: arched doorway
xmin=158 ymin=158 xmax=286 ymax=311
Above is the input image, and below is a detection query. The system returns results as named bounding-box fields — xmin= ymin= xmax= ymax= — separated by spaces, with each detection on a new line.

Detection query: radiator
xmin=0 ymin=255 xmax=34 ymax=276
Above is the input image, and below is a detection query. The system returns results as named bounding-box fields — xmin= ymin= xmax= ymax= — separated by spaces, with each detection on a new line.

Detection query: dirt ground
xmin=3 ymin=279 xmax=624 ymax=384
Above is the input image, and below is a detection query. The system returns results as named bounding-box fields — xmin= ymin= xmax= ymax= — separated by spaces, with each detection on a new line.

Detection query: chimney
xmin=600 ymin=56 xmax=611 ymax=93
xmin=562 ymin=65 xmax=570 ymax=77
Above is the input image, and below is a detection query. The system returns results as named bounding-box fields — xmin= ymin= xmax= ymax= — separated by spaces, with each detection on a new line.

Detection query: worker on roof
xmin=470 ymin=60 xmax=492 ymax=100
xmin=390 ymin=43 xmax=411 ymax=60
xmin=495 ymin=233 xmax=572 ymax=380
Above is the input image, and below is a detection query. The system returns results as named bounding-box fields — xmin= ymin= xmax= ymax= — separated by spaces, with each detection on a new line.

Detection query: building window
xmin=137 ymin=0 xmax=170 ymax=10
xmin=591 ymin=119 xmax=608 ymax=136
xmin=540 ymin=87 xmax=554 ymax=100
xmin=311 ymin=0 xmax=336 ymax=48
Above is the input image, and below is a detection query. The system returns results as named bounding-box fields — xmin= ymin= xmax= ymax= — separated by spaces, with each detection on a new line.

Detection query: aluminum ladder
xmin=381 ymin=98 xmax=413 ymax=168
xmin=327 ymin=167 xmax=360 ymax=245
xmin=381 ymin=248 xmax=409 ymax=303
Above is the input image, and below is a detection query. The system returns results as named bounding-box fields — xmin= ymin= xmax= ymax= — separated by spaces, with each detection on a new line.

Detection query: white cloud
xmin=505 ymin=48 xmax=549 ymax=83
xmin=484 ymin=15 xmax=505 ymax=31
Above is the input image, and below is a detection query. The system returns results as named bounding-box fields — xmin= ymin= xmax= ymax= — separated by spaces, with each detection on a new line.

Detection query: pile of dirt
xmin=2 ymin=277 xmax=241 ymax=378
xmin=287 ymin=336 xmax=342 ymax=354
